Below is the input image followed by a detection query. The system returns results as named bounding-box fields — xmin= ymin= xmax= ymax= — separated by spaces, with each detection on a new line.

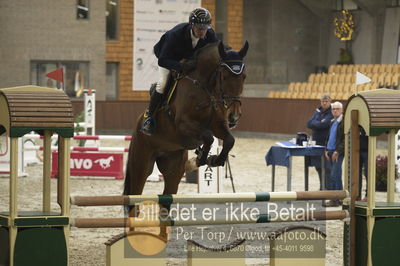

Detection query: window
xmin=336 ymin=0 xmax=358 ymax=10
xmin=77 ymin=0 xmax=90 ymax=19
xmin=386 ymin=0 xmax=400 ymax=7
xmin=106 ymin=0 xmax=119 ymax=40
xmin=106 ymin=62 xmax=119 ymax=99
xmin=31 ymin=61 xmax=89 ymax=98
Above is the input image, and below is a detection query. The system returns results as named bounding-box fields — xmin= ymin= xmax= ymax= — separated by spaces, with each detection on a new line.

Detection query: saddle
xmin=149 ymin=73 xmax=180 ymax=109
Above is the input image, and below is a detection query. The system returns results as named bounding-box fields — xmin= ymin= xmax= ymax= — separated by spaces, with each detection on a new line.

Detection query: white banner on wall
xmin=133 ymin=0 xmax=200 ymax=91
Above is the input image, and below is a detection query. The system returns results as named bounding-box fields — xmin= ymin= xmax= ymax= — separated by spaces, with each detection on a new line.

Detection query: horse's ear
xmin=238 ymin=41 xmax=249 ymax=58
xmin=218 ymin=41 xmax=228 ymax=60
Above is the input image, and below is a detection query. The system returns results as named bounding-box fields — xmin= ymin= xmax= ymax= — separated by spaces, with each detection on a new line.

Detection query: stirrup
xmin=140 ymin=117 xmax=155 ymax=136
xmin=143 ymin=109 xmax=150 ymax=118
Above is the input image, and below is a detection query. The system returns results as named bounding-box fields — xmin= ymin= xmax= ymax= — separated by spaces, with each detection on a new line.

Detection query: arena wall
xmin=71 ymin=98 xmax=342 ymax=136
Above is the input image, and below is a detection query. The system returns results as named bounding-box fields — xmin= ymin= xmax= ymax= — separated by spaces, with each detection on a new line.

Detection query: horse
xmin=124 ymin=41 xmax=249 ymax=222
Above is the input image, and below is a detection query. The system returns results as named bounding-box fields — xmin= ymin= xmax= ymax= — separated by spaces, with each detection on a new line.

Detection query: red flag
xmin=46 ymin=68 xmax=64 ymax=83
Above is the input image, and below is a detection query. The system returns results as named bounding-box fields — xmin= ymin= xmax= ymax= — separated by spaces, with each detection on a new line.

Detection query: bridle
xmin=183 ymin=60 xmax=244 ymax=111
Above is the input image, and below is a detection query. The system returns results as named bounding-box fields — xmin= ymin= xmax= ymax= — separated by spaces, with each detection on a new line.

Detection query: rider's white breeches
xmin=156 ymin=66 xmax=170 ymax=94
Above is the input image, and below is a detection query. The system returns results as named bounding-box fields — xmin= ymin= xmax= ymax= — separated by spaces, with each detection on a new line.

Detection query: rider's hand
xmin=181 ymin=60 xmax=197 ymax=75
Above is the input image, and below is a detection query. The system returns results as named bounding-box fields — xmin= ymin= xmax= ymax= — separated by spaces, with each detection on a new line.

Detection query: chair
xmin=335 ymin=83 xmax=344 ymax=93
xmin=384 ymin=73 xmax=392 ymax=88
xmin=372 ymin=64 xmax=380 ymax=74
xmin=371 ymin=73 xmax=380 ymax=85
xmin=394 ymin=65 xmax=400 ymax=74
xmin=357 ymin=83 xmax=367 ymax=91
xmin=344 ymin=74 xmax=352 ymax=83
xmin=274 ymin=91 xmax=284 ymax=98
xmin=365 ymin=83 xmax=373 ymax=91
xmin=377 ymin=73 xmax=385 ymax=87
xmin=346 ymin=64 xmax=355 ymax=74
xmin=350 ymin=73 xmax=356 ymax=83
xmin=340 ymin=64 xmax=348 ymax=74
xmin=366 ymin=64 xmax=374 ymax=74
xmin=326 ymin=74 xmax=333 ymax=84
xmin=308 ymin=73 xmax=315 ymax=83
xmin=268 ymin=91 xmax=277 ymax=98
xmin=288 ymin=82 xmax=296 ymax=92
xmin=331 ymin=74 xmax=339 ymax=84
xmin=392 ymin=73 xmax=400 ymax=88
xmin=325 ymin=83 xmax=333 ymax=93
xmin=282 ymin=91 xmax=292 ymax=98
xmin=294 ymin=82 xmax=302 ymax=92
xmin=311 ymin=83 xmax=320 ymax=94
xmin=358 ymin=64 xmax=367 ymax=74
xmin=328 ymin=65 xmax=336 ymax=74
xmin=376 ymin=64 xmax=384 ymax=73
xmin=295 ymin=83 xmax=307 ymax=98
xmin=338 ymin=73 xmax=345 ymax=84
xmin=342 ymin=83 xmax=351 ymax=94
xmin=386 ymin=64 xmax=394 ymax=74
xmin=313 ymin=74 xmax=321 ymax=84
xmin=367 ymin=82 xmax=379 ymax=90
xmin=319 ymin=73 xmax=327 ymax=84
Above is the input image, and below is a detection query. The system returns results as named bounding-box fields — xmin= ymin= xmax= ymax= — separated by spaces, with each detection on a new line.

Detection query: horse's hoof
xmin=196 ymin=157 xmax=207 ymax=167
xmin=207 ymin=155 xmax=225 ymax=167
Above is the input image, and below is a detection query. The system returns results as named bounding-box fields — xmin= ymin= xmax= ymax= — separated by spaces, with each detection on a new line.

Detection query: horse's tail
xmin=123 ymin=140 xmax=134 ymax=215
xmin=123 ymin=154 xmax=131 ymax=197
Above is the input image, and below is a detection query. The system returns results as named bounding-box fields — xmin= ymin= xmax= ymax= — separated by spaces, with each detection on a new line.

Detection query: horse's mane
xmin=193 ymin=42 xmax=219 ymax=60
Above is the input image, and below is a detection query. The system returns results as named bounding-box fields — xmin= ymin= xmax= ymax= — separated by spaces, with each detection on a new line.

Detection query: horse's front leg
xmin=207 ymin=131 xmax=234 ymax=167
xmin=177 ymin=120 xmax=214 ymax=167
xmin=195 ymin=130 xmax=214 ymax=166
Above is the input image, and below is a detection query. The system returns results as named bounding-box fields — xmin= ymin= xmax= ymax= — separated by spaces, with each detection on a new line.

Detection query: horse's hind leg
xmin=124 ymin=137 xmax=155 ymax=217
xmin=156 ymin=149 xmax=187 ymax=238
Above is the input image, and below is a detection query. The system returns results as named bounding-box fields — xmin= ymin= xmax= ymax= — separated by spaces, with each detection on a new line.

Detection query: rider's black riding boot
xmin=140 ymin=91 xmax=163 ymax=136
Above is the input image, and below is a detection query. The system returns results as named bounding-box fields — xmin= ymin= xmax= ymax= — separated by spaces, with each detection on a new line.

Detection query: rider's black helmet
xmin=189 ymin=8 xmax=211 ymax=29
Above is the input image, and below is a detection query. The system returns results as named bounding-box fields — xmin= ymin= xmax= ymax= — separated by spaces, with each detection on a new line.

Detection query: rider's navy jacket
xmin=153 ymin=22 xmax=218 ymax=73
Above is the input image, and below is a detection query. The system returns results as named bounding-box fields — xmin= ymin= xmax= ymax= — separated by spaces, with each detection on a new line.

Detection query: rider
xmin=140 ymin=7 xmax=219 ymax=136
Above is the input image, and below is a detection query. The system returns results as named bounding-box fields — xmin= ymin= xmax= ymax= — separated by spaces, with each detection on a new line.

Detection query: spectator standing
xmin=359 ymin=126 xmax=368 ymax=201
xmin=324 ymin=101 xmax=344 ymax=207
xmin=307 ymin=94 xmax=334 ymax=189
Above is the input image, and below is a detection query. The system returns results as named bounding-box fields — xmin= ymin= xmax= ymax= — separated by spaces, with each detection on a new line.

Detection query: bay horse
xmin=124 ymin=40 xmax=248 ymax=200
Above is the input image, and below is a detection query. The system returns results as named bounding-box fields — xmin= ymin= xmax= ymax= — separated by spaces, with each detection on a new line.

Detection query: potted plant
xmin=375 ymin=155 xmax=399 ymax=191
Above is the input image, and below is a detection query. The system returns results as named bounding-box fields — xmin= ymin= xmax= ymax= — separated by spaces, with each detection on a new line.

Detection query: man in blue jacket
xmin=323 ymin=101 xmax=344 ymax=207
xmin=140 ymin=7 xmax=219 ymax=135
xmin=307 ymin=94 xmax=334 ymax=189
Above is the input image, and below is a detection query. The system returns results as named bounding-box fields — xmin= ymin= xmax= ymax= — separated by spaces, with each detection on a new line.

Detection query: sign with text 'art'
xmin=198 ymin=137 xmax=224 ymax=193
xmin=133 ymin=0 xmax=200 ymax=90
xmin=51 ymin=152 xmax=124 ymax=179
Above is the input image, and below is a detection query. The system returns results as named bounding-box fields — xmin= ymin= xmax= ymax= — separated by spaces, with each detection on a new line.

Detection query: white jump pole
xmin=0 ymin=136 xmax=28 ymax=177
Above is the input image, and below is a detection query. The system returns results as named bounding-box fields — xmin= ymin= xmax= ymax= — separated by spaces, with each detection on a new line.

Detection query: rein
xmin=183 ymin=62 xmax=242 ymax=111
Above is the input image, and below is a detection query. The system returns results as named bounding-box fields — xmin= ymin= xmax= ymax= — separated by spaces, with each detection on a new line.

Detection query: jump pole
xmin=71 ymin=210 xmax=349 ymax=228
xmin=23 ymin=134 xmax=132 ymax=141
xmin=25 ymin=146 xmax=129 ymax=152
xmin=71 ymin=190 xmax=349 ymax=206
